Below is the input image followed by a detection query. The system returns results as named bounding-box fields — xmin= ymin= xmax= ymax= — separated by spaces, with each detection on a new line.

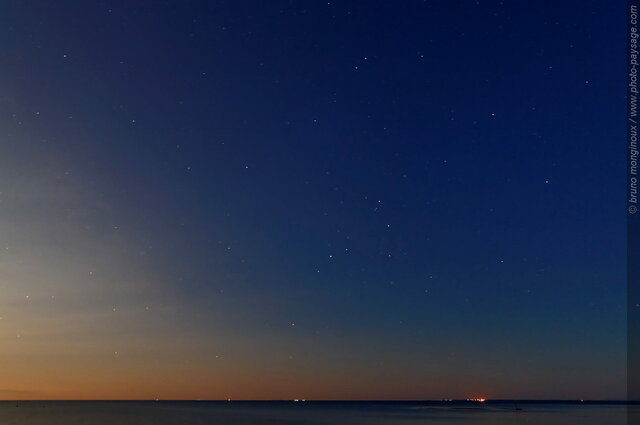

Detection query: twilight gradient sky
xmin=0 ymin=1 xmax=627 ymax=400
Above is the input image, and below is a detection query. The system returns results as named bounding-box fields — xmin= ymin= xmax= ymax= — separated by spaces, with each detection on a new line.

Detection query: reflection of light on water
xmin=467 ymin=398 xmax=487 ymax=402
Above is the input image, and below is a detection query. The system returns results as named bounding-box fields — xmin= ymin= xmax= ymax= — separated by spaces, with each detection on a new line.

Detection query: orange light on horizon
xmin=467 ymin=398 xmax=487 ymax=402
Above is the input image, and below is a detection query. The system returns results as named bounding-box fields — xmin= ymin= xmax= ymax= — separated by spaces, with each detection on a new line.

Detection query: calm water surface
xmin=0 ymin=401 xmax=632 ymax=425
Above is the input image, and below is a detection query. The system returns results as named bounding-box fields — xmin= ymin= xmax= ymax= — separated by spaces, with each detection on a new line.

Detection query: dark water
xmin=0 ymin=401 xmax=633 ymax=425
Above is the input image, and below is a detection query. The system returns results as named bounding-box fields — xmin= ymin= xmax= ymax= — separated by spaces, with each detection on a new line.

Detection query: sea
xmin=0 ymin=401 xmax=635 ymax=425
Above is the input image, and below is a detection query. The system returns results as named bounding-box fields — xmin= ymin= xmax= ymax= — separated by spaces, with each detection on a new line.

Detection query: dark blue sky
xmin=0 ymin=1 xmax=627 ymax=400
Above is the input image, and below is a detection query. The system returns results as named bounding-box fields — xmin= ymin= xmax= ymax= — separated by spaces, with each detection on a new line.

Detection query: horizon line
xmin=4 ymin=399 xmax=639 ymax=403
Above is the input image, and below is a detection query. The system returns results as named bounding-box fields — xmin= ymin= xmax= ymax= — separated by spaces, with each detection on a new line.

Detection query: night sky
xmin=0 ymin=1 xmax=627 ymax=400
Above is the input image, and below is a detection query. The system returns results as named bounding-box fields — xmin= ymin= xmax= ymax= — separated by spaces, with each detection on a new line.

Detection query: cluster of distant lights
xmin=151 ymin=398 xmax=491 ymax=403
xmin=148 ymin=397 xmax=495 ymax=403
